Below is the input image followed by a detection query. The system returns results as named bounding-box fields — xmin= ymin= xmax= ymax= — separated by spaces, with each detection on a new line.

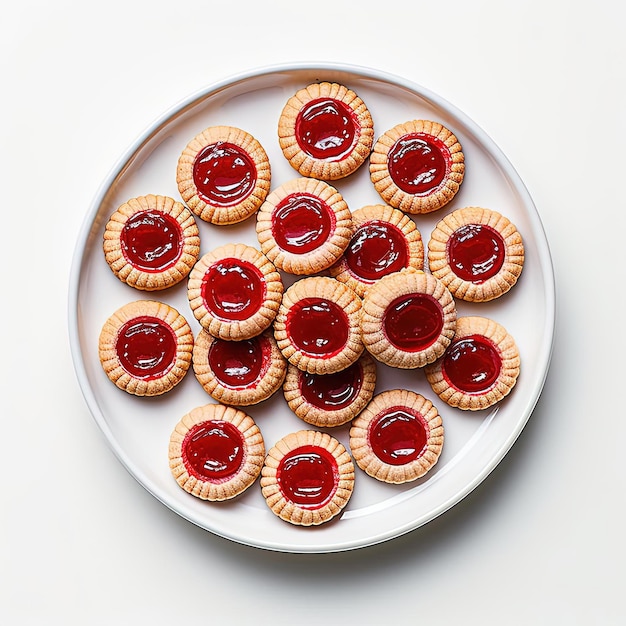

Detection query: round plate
xmin=68 ymin=62 xmax=555 ymax=553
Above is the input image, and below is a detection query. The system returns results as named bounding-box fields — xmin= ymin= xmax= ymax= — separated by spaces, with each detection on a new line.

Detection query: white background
xmin=2 ymin=1 xmax=623 ymax=624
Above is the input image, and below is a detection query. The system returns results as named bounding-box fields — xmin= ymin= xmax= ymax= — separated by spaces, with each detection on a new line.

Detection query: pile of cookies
xmin=98 ymin=81 xmax=524 ymax=528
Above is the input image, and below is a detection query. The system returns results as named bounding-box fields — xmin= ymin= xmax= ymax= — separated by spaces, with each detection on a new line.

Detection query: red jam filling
xmin=201 ymin=258 xmax=266 ymax=321
xmin=387 ymin=132 xmax=451 ymax=195
xmin=383 ymin=294 xmax=444 ymax=352
xmin=182 ymin=420 xmax=244 ymax=482
xmin=271 ymin=192 xmax=335 ymax=254
xmin=115 ymin=315 xmax=177 ymax=380
xmin=447 ymin=224 xmax=505 ymax=282
xmin=276 ymin=445 xmax=339 ymax=509
xmin=286 ymin=298 xmax=349 ymax=357
xmin=192 ymin=141 xmax=257 ymax=207
xmin=120 ymin=210 xmax=183 ymax=272
xmin=442 ymin=334 xmax=502 ymax=393
xmin=369 ymin=407 xmax=428 ymax=466
xmin=345 ymin=220 xmax=409 ymax=281
xmin=208 ymin=335 xmax=270 ymax=389
xmin=300 ymin=361 xmax=363 ymax=411
xmin=295 ymin=98 xmax=359 ymax=161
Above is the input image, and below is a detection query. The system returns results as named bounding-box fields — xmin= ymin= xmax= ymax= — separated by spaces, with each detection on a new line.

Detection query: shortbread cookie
xmin=261 ymin=430 xmax=355 ymax=526
xmin=256 ymin=177 xmax=352 ymax=275
xmin=361 ymin=269 xmax=456 ymax=369
xmin=176 ymin=125 xmax=271 ymax=225
xmin=278 ymin=82 xmax=374 ymax=180
xmin=328 ymin=204 xmax=424 ymax=297
xmin=369 ymin=119 xmax=465 ymax=214
xmin=349 ymin=389 xmax=444 ymax=484
xmin=425 ymin=316 xmax=521 ymax=411
xmin=168 ymin=403 xmax=265 ymax=501
xmin=187 ymin=243 xmax=283 ymax=340
xmin=283 ymin=352 xmax=377 ymax=428
xmin=273 ymin=276 xmax=363 ymax=375
xmin=98 ymin=299 xmax=193 ymax=396
xmin=428 ymin=206 xmax=525 ymax=302
xmin=193 ymin=329 xmax=287 ymax=406
xmin=103 ymin=194 xmax=200 ymax=291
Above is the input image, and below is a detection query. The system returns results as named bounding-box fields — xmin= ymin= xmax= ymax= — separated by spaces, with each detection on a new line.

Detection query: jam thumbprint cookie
xmin=261 ymin=430 xmax=355 ymax=526
xmin=274 ymin=276 xmax=363 ymax=375
xmin=98 ymin=300 xmax=193 ymax=396
xmin=278 ymin=81 xmax=374 ymax=180
xmin=193 ymin=329 xmax=287 ymax=406
xmin=169 ymin=403 xmax=265 ymax=501
xmin=424 ymin=316 xmax=521 ymax=411
xmin=283 ymin=352 xmax=377 ymax=428
xmin=350 ymin=389 xmax=444 ymax=484
xmin=369 ymin=119 xmax=465 ymax=214
xmin=428 ymin=206 xmax=525 ymax=302
xmin=176 ymin=125 xmax=271 ymax=225
xmin=256 ymin=177 xmax=352 ymax=275
xmin=187 ymin=243 xmax=283 ymax=341
xmin=103 ymin=194 xmax=200 ymax=291
xmin=361 ymin=269 xmax=456 ymax=369
xmin=328 ymin=204 xmax=424 ymax=297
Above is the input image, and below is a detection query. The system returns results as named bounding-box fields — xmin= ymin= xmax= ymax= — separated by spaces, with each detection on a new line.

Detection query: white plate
xmin=69 ymin=62 xmax=555 ymax=553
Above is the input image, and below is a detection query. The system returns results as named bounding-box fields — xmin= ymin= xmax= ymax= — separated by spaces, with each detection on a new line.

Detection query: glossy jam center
xmin=115 ymin=315 xmax=177 ymax=380
xmin=208 ymin=336 xmax=268 ymax=388
xmin=443 ymin=334 xmax=502 ymax=393
xmin=286 ymin=298 xmax=349 ymax=357
xmin=277 ymin=445 xmax=338 ymax=509
xmin=295 ymin=98 xmax=359 ymax=161
xmin=370 ymin=407 xmax=428 ymax=466
xmin=383 ymin=294 xmax=444 ymax=352
xmin=271 ymin=193 xmax=335 ymax=254
xmin=182 ymin=420 xmax=244 ymax=482
xmin=387 ymin=132 xmax=450 ymax=195
xmin=192 ymin=141 xmax=256 ymax=206
xmin=300 ymin=361 xmax=363 ymax=410
xmin=345 ymin=220 xmax=409 ymax=281
xmin=447 ymin=224 xmax=505 ymax=282
xmin=120 ymin=210 xmax=183 ymax=272
xmin=201 ymin=258 xmax=265 ymax=321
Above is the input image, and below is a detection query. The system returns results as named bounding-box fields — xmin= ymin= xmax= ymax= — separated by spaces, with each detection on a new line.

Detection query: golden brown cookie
xmin=369 ymin=119 xmax=465 ymax=214
xmin=328 ymin=204 xmax=424 ymax=297
xmin=349 ymin=389 xmax=444 ymax=484
xmin=98 ymin=299 xmax=194 ymax=396
xmin=278 ymin=81 xmax=374 ymax=180
xmin=283 ymin=352 xmax=377 ymax=428
xmin=255 ymin=177 xmax=353 ymax=275
xmin=176 ymin=125 xmax=271 ymax=225
xmin=424 ymin=316 xmax=521 ymax=411
xmin=168 ymin=403 xmax=265 ymax=501
xmin=427 ymin=206 xmax=525 ymax=302
xmin=260 ymin=429 xmax=355 ymax=526
xmin=187 ymin=243 xmax=283 ymax=340
xmin=103 ymin=194 xmax=200 ymax=291
xmin=273 ymin=276 xmax=363 ymax=375
xmin=361 ymin=268 xmax=457 ymax=369
xmin=192 ymin=329 xmax=287 ymax=406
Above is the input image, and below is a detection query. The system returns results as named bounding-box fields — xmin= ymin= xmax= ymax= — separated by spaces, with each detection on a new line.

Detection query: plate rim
xmin=68 ymin=61 xmax=556 ymax=553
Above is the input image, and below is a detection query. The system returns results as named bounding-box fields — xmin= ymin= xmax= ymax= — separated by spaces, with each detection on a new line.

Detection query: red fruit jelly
xmin=116 ymin=315 xmax=177 ymax=380
xmin=192 ymin=141 xmax=257 ymax=206
xmin=201 ymin=258 xmax=266 ymax=321
xmin=295 ymin=98 xmax=359 ymax=161
xmin=276 ymin=445 xmax=339 ymax=509
xmin=120 ymin=210 xmax=183 ymax=272
xmin=370 ymin=407 xmax=428 ymax=466
xmin=442 ymin=334 xmax=502 ymax=393
xmin=182 ymin=420 xmax=244 ymax=482
xmin=387 ymin=132 xmax=450 ymax=196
